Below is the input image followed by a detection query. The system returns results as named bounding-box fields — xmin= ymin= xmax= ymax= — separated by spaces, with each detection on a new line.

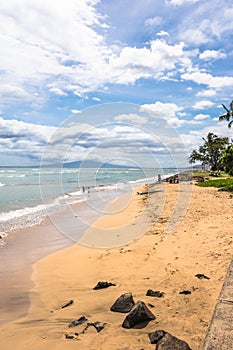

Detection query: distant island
xmin=0 ymin=160 xmax=137 ymax=169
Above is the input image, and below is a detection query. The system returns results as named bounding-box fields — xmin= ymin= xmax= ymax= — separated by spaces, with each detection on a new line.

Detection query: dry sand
xmin=0 ymin=182 xmax=233 ymax=350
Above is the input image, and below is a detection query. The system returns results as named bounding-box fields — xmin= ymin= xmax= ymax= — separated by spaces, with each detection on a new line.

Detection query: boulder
xmin=122 ymin=300 xmax=155 ymax=329
xmin=93 ymin=281 xmax=116 ymax=290
xmin=110 ymin=293 xmax=135 ymax=313
xmin=148 ymin=330 xmax=192 ymax=350
xmin=179 ymin=290 xmax=191 ymax=295
xmin=195 ymin=273 xmax=210 ymax=280
xmin=61 ymin=299 xmax=74 ymax=309
xmin=146 ymin=289 xmax=164 ymax=298
xmin=69 ymin=316 xmax=87 ymax=328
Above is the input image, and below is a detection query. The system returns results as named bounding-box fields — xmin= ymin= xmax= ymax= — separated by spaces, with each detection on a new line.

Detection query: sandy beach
xmin=0 ymin=182 xmax=233 ymax=350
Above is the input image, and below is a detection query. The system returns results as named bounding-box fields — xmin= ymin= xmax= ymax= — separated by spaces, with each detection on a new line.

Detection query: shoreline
xmin=1 ymin=183 xmax=232 ymax=349
xmin=0 ymin=184 xmax=146 ymax=326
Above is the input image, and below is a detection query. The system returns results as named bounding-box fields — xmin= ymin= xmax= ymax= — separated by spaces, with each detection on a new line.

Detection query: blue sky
xmin=0 ymin=0 xmax=233 ymax=167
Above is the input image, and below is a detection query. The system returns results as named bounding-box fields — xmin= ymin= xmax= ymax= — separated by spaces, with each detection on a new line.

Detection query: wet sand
xmin=0 ymin=183 xmax=233 ymax=349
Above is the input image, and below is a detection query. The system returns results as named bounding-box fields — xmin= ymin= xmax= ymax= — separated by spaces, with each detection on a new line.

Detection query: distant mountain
xmin=0 ymin=161 xmax=137 ymax=168
xmin=62 ymin=160 xmax=136 ymax=168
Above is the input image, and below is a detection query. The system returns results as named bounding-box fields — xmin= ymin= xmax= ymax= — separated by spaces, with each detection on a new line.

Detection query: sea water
xmin=0 ymin=167 xmax=177 ymax=242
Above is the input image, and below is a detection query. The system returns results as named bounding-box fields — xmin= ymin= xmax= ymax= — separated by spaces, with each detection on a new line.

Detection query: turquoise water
xmin=0 ymin=167 xmax=177 ymax=235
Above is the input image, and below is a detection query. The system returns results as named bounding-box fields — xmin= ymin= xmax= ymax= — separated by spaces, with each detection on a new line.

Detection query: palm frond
xmin=230 ymin=100 xmax=233 ymax=112
xmin=222 ymin=104 xmax=230 ymax=113
xmin=219 ymin=114 xmax=230 ymax=122
xmin=228 ymin=120 xmax=233 ymax=128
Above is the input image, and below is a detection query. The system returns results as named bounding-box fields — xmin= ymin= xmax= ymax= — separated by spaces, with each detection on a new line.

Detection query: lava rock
xmin=195 ymin=274 xmax=210 ymax=280
xmin=93 ymin=281 xmax=116 ymax=290
xmin=81 ymin=321 xmax=107 ymax=334
xmin=146 ymin=289 xmax=164 ymax=298
xmin=69 ymin=316 xmax=88 ymax=328
xmin=148 ymin=303 xmax=155 ymax=308
xmin=110 ymin=292 xmax=135 ymax=313
xmin=149 ymin=330 xmax=166 ymax=344
xmin=122 ymin=300 xmax=155 ymax=329
xmin=61 ymin=299 xmax=74 ymax=309
xmin=90 ymin=321 xmax=107 ymax=333
xmin=179 ymin=290 xmax=191 ymax=295
xmin=148 ymin=330 xmax=192 ymax=349
xmin=65 ymin=333 xmax=74 ymax=339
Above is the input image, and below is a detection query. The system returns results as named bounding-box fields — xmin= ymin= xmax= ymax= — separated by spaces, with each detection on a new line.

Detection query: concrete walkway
xmin=203 ymin=258 xmax=233 ymax=349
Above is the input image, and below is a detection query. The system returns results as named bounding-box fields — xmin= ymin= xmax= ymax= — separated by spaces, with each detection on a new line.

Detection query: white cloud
xmin=109 ymin=40 xmax=190 ymax=84
xmin=199 ymin=50 xmax=226 ymax=60
xmin=196 ymin=89 xmax=216 ymax=97
xmin=0 ymin=0 xmax=110 ymax=102
xmin=0 ymin=84 xmax=34 ymax=100
xmin=180 ymin=29 xmax=209 ymax=45
xmin=145 ymin=16 xmax=162 ymax=27
xmin=49 ymin=87 xmax=68 ymax=96
xmin=193 ymin=100 xmax=214 ymax=110
xmin=157 ymin=31 xmax=169 ymax=37
xmin=141 ymin=101 xmax=188 ymax=128
xmin=92 ymin=97 xmax=101 ymax=101
xmin=181 ymin=70 xmax=233 ymax=89
xmin=70 ymin=109 xmax=81 ymax=114
xmin=194 ymin=114 xmax=210 ymax=120
xmin=114 ymin=113 xmax=148 ymax=125
xmin=141 ymin=101 xmax=182 ymax=118
xmin=167 ymin=0 xmax=200 ymax=6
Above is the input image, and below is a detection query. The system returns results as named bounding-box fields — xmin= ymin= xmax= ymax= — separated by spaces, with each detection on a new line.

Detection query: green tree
xmin=219 ymin=100 xmax=233 ymax=128
xmin=221 ymin=144 xmax=233 ymax=176
xmin=189 ymin=132 xmax=228 ymax=171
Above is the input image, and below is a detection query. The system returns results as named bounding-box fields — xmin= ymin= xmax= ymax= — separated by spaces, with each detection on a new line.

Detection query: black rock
xmin=122 ymin=300 xmax=155 ymax=329
xmin=65 ymin=333 xmax=74 ymax=339
xmin=93 ymin=281 xmax=116 ymax=290
xmin=61 ymin=299 xmax=74 ymax=309
xmin=179 ymin=290 xmax=191 ymax=295
xmin=146 ymin=289 xmax=164 ymax=298
xmin=90 ymin=321 xmax=107 ymax=333
xmin=195 ymin=273 xmax=210 ymax=280
xmin=110 ymin=292 xmax=135 ymax=313
xmin=148 ymin=303 xmax=155 ymax=308
xmin=81 ymin=321 xmax=107 ymax=334
xmin=148 ymin=330 xmax=192 ymax=350
xmin=69 ymin=316 xmax=88 ymax=328
xmin=149 ymin=330 xmax=166 ymax=344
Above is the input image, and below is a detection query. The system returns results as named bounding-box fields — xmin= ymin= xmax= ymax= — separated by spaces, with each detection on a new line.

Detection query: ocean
xmin=0 ymin=167 xmax=177 ymax=244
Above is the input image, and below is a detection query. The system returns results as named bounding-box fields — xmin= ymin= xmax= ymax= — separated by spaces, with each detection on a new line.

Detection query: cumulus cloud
xmin=49 ymin=87 xmax=68 ymax=96
xmin=157 ymin=31 xmax=169 ymax=37
xmin=194 ymin=114 xmax=210 ymax=120
xmin=0 ymin=84 xmax=34 ymax=100
xmin=70 ymin=109 xmax=81 ymax=114
xmin=145 ymin=16 xmax=162 ymax=27
xmin=141 ymin=101 xmax=182 ymax=118
xmin=0 ymin=0 xmax=197 ymax=108
xmin=180 ymin=29 xmax=209 ymax=45
xmin=114 ymin=113 xmax=148 ymax=125
xmin=167 ymin=0 xmax=200 ymax=6
xmin=193 ymin=100 xmax=214 ymax=110
xmin=181 ymin=71 xmax=233 ymax=89
xmin=196 ymin=89 xmax=216 ymax=97
xmin=199 ymin=50 xmax=226 ymax=60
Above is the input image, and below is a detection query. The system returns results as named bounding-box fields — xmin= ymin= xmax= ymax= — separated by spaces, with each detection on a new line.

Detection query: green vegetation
xmin=219 ymin=100 xmax=233 ymax=128
xmin=221 ymin=144 xmax=233 ymax=176
xmin=189 ymin=132 xmax=229 ymax=171
xmin=197 ymin=178 xmax=233 ymax=192
xmin=193 ymin=170 xmax=229 ymax=179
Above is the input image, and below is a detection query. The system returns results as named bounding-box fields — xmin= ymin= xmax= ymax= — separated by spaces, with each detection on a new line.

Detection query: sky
xmin=0 ymin=0 xmax=233 ymax=167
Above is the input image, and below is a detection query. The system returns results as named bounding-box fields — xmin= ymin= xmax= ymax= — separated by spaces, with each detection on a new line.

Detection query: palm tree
xmin=219 ymin=100 xmax=233 ymax=128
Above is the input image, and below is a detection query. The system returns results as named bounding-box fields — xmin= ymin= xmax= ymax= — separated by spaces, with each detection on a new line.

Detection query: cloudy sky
xmin=0 ymin=0 xmax=233 ymax=167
